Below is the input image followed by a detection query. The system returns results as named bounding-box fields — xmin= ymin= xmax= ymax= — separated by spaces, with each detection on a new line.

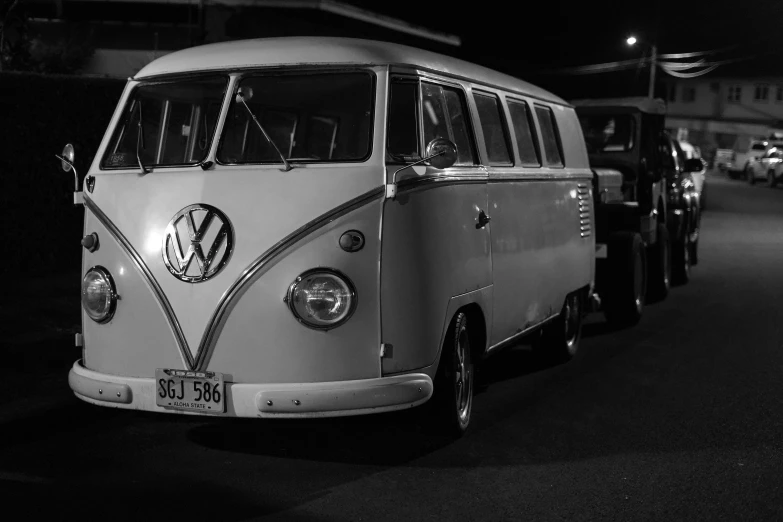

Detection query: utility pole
xmin=648 ymin=44 xmax=657 ymax=99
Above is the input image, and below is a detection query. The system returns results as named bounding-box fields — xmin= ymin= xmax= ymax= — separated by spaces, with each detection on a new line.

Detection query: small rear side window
xmin=751 ymin=143 xmax=767 ymax=151
xmin=535 ymin=105 xmax=564 ymax=167
xmin=473 ymin=93 xmax=512 ymax=166
xmin=507 ymin=99 xmax=540 ymax=166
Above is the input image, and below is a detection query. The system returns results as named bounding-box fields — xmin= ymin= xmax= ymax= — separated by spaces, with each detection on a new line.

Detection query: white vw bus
xmin=59 ymin=37 xmax=595 ymax=436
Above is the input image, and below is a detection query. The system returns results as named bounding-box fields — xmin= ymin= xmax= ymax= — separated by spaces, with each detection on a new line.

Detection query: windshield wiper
xmin=234 ymin=87 xmax=293 ymax=172
xmin=135 ymin=100 xmax=150 ymax=175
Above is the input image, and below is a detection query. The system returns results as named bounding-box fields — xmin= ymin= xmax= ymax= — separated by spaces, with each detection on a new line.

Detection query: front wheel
xmin=747 ymin=165 xmax=756 ymax=185
xmin=647 ymin=223 xmax=671 ymax=302
xmin=768 ymin=170 xmax=778 ymax=188
xmin=424 ymin=312 xmax=474 ymax=437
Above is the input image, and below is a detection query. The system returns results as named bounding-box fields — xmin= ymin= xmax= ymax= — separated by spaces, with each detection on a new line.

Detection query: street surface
xmin=1 ymin=170 xmax=782 ymax=521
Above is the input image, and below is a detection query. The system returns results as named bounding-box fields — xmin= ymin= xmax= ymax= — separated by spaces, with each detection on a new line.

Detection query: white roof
xmin=134 ymin=37 xmax=566 ymax=105
xmin=571 ymin=97 xmax=667 ymax=115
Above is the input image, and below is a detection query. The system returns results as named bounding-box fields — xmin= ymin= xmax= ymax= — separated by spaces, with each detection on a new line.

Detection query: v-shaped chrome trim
xmin=86 ymin=187 xmax=384 ymax=373
xmin=84 ymin=196 xmax=196 ymax=370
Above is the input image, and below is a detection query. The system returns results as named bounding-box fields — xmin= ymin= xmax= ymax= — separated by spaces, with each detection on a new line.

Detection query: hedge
xmin=0 ymin=71 xmax=125 ymax=275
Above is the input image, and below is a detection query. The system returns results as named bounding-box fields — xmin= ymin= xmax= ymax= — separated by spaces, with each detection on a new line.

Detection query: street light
xmin=627 ymin=35 xmax=657 ymax=99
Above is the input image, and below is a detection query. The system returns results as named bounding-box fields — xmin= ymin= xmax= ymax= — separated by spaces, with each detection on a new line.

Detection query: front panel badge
xmin=162 ymin=204 xmax=234 ymax=283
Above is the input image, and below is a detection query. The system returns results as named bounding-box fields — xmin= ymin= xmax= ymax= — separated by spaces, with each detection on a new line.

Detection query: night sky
xmin=357 ymin=0 xmax=783 ymax=97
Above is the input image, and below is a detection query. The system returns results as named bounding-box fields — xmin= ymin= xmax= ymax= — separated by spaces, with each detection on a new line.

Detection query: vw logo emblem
xmin=162 ymin=204 xmax=234 ymax=283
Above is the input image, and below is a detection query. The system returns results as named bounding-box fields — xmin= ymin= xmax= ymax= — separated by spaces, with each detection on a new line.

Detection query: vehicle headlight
xmin=81 ymin=266 xmax=118 ymax=323
xmin=285 ymin=269 xmax=356 ymax=330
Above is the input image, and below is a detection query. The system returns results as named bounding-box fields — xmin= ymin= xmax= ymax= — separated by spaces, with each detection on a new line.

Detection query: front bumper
xmin=68 ymin=360 xmax=433 ymax=418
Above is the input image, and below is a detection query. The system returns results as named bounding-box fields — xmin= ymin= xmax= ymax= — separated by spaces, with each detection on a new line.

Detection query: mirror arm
xmin=54 ymin=154 xmax=83 ymax=205
xmin=55 ymin=154 xmax=80 ymax=192
xmin=386 ymin=150 xmax=444 ymax=200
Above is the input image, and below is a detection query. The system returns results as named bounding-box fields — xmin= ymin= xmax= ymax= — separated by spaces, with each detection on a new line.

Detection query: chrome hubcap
xmin=454 ymin=324 xmax=472 ymax=423
xmin=564 ymin=295 xmax=581 ymax=353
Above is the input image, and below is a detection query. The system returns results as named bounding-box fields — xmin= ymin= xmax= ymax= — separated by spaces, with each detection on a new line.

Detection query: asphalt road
xmin=1 ymin=170 xmax=782 ymax=521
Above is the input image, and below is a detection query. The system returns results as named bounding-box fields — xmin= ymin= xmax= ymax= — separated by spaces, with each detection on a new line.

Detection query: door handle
xmin=476 ymin=210 xmax=491 ymax=229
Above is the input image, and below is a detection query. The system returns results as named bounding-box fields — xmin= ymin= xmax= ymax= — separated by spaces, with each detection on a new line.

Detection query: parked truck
xmin=573 ymin=98 xmax=672 ymax=326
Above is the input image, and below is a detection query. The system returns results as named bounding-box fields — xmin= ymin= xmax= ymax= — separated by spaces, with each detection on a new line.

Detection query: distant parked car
xmin=714 ymin=148 xmax=734 ymax=171
xmin=679 ymin=141 xmax=707 ymax=209
xmin=747 ymin=146 xmax=783 ymax=187
xmin=729 ymin=140 xmax=783 ymax=180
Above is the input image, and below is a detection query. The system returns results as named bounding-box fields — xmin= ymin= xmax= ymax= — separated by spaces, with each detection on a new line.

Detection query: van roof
xmin=134 ymin=37 xmax=567 ymax=105
xmin=571 ymin=97 xmax=667 ymax=115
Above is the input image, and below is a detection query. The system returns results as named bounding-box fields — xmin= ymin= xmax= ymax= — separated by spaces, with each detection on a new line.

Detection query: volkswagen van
xmin=58 ymin=37 xmax=595 ymax=436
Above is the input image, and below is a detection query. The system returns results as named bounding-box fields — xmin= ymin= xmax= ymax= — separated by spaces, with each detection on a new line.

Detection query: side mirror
xmin=385 ymin=138 xmax=458 ymax=199
xmin=425 ymin=138 xmax=457 ymax=170
xmin=61 ymin=143 xmax=75 ymax=172
xmin=54 ymin=143 xmax=82 ymax=205
xmin=683 ymin=158 xmax=703 ymax=172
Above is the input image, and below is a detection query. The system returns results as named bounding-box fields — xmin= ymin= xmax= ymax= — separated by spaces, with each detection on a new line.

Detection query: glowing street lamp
xmin=626 ymin=35 xmax=657 ymax=99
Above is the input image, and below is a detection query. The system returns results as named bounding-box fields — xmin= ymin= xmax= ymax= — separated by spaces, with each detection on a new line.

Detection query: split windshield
xmin=578 ymin=114 xmax=636 ymax=153
xmin=102 ymin=77 xmax=227 ymax=169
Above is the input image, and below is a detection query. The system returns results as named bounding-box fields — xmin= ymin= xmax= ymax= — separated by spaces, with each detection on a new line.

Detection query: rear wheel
xmin=602 ymin=232 xmax=646 ymax=327
xmin=533 ymin=292 xmax=583 ymax=364
xmin=747 ymin=164 xmax=756 ymax=185
xmin=646 ymin=223 xmax=671 ymax=302
xmin=768 ymin=170 xmax=778 ymax=188
xmin=425 ymin=312 xmax=473 ymax=437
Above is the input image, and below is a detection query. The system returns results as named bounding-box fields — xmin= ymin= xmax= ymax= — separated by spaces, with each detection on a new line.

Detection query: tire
xmin=533 ymin=291 xmax=583 ymax=364
xmin=747 ymin=164 xmax=756 ymax=185
xmin=671 ymin=222 xmax=691 ymax=286
xmin=646 ymin=223 xmax=671 ymax=302
xmin=768 ymin=170 xmax=778 ymax=188
xmin=425 ymin=312 xmax=474 ymax=437
xmin=602 ymin=232 xmax=646 ymax=327
xmin=727 ymin=170 xmax=738 ymax=180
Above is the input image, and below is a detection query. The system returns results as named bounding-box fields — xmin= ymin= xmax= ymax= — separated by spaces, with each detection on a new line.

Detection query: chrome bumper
xmin=69 ymin=360 xmax=433 ymax=418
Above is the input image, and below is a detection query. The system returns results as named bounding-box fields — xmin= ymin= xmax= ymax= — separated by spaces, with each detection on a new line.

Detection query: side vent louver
xmin=577 ymin=183 xmax=591 ymax=238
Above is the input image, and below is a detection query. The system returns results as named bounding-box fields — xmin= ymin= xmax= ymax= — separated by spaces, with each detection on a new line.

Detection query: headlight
xmin=285 ymin=269 xmax=356 ymax=330
xmin=81 ymin=266 xmax=118 ymax=324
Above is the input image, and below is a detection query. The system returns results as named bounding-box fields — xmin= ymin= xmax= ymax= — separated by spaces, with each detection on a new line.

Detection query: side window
xmin=506 ymin=99 xmax=540 ymax=166
xmin=534 ymin=105 xmax=564 ymax=167
xmin=387 ymin=80 xmax=419 ymax=161
xmin=473 ymin=92 xmax=512 ymax=165
xmin=421 ymin=82 xmax=476 ymax=165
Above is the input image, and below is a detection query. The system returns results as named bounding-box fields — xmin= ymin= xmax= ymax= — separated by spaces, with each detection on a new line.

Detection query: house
xmin=664 ymin=76 xmax=783 ymax=157
xmin=24 ymin=0 xmax=461 ymax=78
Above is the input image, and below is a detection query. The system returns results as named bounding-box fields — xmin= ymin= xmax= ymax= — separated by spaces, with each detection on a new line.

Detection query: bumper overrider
xmin=69 ymin=360 xmax=433 ymax=418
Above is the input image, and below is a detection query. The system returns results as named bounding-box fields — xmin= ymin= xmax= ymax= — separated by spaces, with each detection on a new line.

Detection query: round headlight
xmin=285 ymin=269 xmax=356 ymax=330
xmin=81 ymin=266 xmax=117 ymax=324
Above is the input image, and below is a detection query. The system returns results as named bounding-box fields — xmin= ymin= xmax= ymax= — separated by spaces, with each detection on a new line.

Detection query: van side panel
xmin=380 ymin=175 xmax=492 ymax=375
xmin=487 ymin=174 xmax=592 ymax=345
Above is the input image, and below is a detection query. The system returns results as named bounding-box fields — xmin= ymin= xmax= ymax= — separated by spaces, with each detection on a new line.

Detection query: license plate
xmin=155 ymin=368 xmax=225 ymax=413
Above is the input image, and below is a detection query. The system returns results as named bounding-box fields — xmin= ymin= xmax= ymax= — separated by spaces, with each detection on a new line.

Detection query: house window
xmin=683 ymin=87 xmax=696 ymax=103
xmin=776 ymin=86 xmax=783 ymax=103
xmin=754 ymin=84 xmax=769 ymax=102
xmin=727 ymin=85 xmax=742 ymax=103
